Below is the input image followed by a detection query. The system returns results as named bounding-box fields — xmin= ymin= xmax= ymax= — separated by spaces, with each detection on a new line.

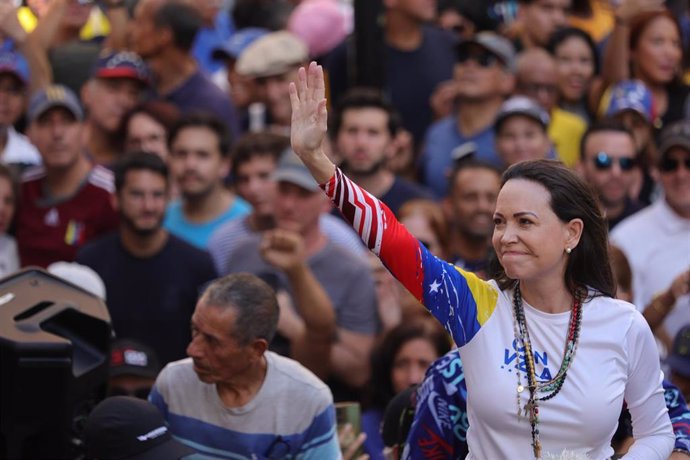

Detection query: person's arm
xmin=0 ymin=1 xmax=51 ymax=95
xmin=260 ymin=229 xmax=336 ymax=379
xmin=600 ymin=0 xmax=665 ymax=85
xmin=642 ymin=270 xmax=690 ymax=331
xmin=661 ymin=380 xmax=690 ymax=458
xmin=100 ymin=0 xmax=128 ymax=51
xmin=621 ymin=313 xmax=675 ymax=459
xmin=289 ymin=63 xmax=499 ymax=348
xmin=27 ymin=0 xmax=67 ymax=51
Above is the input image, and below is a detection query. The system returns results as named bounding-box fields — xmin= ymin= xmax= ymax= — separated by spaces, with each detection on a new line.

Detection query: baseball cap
xmin=287 ymin=0 xmax=349 ymax=57
xmin=212 ymin=28 xmax=269 ymax=61
xmin=92 ymin=51 xmax=151 ymax=85
xmin=28 ymin=85 xmax=84 ymax=122
xmin=0 ymin=49 xmax=29 ymax=86
xmin=84 ymin=396 xmax=196 ymax=460
xmin=273 ymin=148 xmax=319 ymax=192
xmin=605 ymin=80 xmax=654 ymax=123
xmin=495 ymin=95 xmax=550 ymax=131
xmin=47 ymin=261 xmax=107 ymax=300
xmin=457 ymin=31 xmax=516 ymax=72
xmin=667 ymin=326 xmax=690 ymax=378
xmin=110 ymin=338 xmax=161 ymax=380
xmin=658 ymin=119 xmax=690 ymax=158
xmin=235 ymin=31 xmax=308 ymax=78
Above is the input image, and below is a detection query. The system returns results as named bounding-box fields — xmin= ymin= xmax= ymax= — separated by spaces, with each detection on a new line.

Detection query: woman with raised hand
xmin=289 ymin=62 xmax=674 ymax=459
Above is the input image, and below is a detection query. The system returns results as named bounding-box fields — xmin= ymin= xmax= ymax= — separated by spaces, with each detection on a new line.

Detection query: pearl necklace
xmin=512 ymin=284 xmax=583 ymax=459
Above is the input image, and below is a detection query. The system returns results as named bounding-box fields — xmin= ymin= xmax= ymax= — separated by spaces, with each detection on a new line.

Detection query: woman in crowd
xmin=361 ymin=318 xmax=450 ymax=460
xmin=289 ymin=63 xmax=673 ymax=459
xmin=547 ymin=27 xmax=601 ymax=123
xmin=603 ymin=7 xmax=689 ymax=131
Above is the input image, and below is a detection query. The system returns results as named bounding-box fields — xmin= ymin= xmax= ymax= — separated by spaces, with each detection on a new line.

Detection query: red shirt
xmin=16 ymin=165 xmax=119 ymax=267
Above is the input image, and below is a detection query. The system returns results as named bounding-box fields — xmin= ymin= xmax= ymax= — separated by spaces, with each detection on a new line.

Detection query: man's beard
xmin=120 ymin=212 xmax=163 ymax=237
xmin=342 ymin=156 xmax=386 ymax=177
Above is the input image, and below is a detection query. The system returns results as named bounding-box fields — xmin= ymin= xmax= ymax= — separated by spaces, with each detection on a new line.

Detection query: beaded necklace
xmin=511 ymin=283 xmax=583 ymax=459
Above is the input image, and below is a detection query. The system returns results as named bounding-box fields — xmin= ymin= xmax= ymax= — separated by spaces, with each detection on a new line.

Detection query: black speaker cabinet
xmin=0 ymin=268 xmax=112 ymax=460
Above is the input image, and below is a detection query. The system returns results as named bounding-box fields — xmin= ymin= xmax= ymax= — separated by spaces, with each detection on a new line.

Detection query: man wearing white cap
xmin=235 ymin=31 xmax=308 ymax=134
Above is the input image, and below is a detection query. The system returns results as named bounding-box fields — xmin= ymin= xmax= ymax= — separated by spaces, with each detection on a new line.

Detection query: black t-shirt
xmin=381 ymin=176 xmax=434 ymax=216
xmin=76 ymin=232 xmax=217 ymax=365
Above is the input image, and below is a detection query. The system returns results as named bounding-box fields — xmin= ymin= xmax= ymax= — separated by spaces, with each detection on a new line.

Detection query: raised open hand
xmin=289 ymin=62 xmax=327 ymax=155
xmin=289 ymin=62 xmax=335 ymax=184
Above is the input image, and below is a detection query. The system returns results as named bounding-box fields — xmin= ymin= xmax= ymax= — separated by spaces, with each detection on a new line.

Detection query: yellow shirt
xmin=548 ymin=107 xmax=588 ymax=168
xmin=568 ymin=0 xmax=615 ymax=43
xmin=18 ymin=6 xmax=110 ymax=39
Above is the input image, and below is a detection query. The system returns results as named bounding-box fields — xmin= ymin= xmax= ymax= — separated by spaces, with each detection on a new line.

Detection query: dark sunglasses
xmin=593 ymin=152 xmax=637 ymax=171
xmin=659 ymin=157 xmax=690 ymax=173
xmin=456 ymin=50 xmax=500 ymax=68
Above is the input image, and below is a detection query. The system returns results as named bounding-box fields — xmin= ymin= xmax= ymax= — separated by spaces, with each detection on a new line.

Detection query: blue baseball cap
xmin=92 ymin=51 xmax=151 ymax=85
xmin=28 ymin=85 xmax=84 ymax=122
xmin=605 ymin=80 xmax=655 ymax=123
xmin=0 ymin=50 xmax=30 ymax=86
xmin=212 ymin=28 xmax=270 ymax=61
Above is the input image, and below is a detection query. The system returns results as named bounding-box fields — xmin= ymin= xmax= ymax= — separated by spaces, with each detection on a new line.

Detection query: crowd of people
xmin=0 ymin=0 xmax=689 ymax=458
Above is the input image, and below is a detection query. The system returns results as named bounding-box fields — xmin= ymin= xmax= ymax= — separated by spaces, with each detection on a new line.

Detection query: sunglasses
xmin=592 ymin=152 xmax=637 ymax=171
xmin=456 ymin=50 xmax=501 ymax=68
xmin=659 ymin=157 xmax=690 ymax=173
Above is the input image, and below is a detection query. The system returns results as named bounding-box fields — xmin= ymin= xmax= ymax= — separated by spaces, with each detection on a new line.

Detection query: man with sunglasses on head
xmin=611 ymin=119 xmax=690 ymax=357
xmin=579 ymin=119 xmax=642 ymax=230
xmin=421 ymin=31 xmax=515 ymax=198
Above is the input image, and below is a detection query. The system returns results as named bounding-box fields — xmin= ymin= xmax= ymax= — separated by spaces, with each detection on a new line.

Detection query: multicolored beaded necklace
xmin=511 ymin=283 xmax=583 ymax=459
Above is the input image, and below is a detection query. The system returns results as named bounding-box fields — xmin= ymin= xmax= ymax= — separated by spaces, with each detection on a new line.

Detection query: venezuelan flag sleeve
xmin=321 ymin=168 xmax=498 ymax=347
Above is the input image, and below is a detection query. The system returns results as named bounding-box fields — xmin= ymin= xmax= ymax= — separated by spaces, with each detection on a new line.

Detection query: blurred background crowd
xmin=0 ymin=0 xmax=688 ymax=458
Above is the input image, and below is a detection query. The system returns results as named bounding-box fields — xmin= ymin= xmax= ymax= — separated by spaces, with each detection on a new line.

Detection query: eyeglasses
xmin=457 ymin=50 xmax=501 ymax=68
xmin=659 ymin=157 xmax=690 ymax=173
xmin=592 ymin=152 xmax=637 ymax=171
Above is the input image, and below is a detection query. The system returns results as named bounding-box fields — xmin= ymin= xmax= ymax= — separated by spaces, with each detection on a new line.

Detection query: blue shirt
xmin=421 ymin=116 xmax=500 ymax=198
xmin=193 ymin=11 xmax=234 ymax=75
xmin=164 ymin=197 xmax=251 ymax=249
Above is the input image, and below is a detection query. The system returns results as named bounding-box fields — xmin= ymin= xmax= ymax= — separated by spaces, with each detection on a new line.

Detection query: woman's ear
xmin=566 ymin=218 xmax=584 ymax=250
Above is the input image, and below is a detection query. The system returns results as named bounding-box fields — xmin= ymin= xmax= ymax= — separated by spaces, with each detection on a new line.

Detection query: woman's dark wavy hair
xmin=363 ymin=317 xmax=451 ymax=412
xmin=493 ymin=160 xmax=615 ymax=300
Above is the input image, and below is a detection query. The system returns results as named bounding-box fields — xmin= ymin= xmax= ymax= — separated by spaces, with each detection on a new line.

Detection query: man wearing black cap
xmin=15 ymin=84 xmax=118 ymax=267
xmin=421 ymin=31 xmax=515 ymax=198
xmin=612 ymin=119 xmax=690 ymax=353
xmin=108 ymin=338 xmax=162 ymax=400
xmin=84 ymin=396 xmax=196 ymax=460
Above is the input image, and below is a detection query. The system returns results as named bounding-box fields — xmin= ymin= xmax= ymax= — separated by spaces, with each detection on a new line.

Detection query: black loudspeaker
xmin=0 ymin=268 xmax=112 ymax=460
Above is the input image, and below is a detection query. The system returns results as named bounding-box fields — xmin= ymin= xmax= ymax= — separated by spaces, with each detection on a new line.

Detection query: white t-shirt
xmin=611 ymin=199 xmax=690 ymax=341
xmin=1 ymin=127 xmax=41 ymax=166
xmin=461 ymin=285 xmax=673 ymax=460
xmin=0 ymin=234 xmax=19 ymax=278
